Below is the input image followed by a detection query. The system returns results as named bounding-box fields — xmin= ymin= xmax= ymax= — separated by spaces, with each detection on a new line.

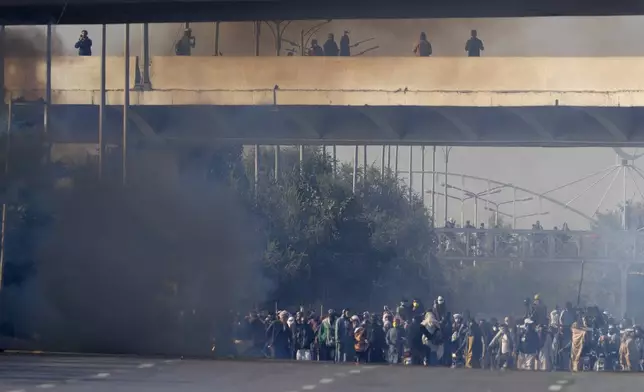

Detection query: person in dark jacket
xmin=479 ymin=319 xmax=495 ymax=369
xmin=530 ymin=294 xmax=549 ymax=326
xmin=340 ymin=31 xmax=350 ymax=56
xmin=266 ymin=311 xmax=292 ymax=359
xmin=294 ymin=313 xmax=314 ymax=359
xmin=74 ymin=30 xmax=92 ymax=56
xmin=411 ymin=299 xmax=425 ymax=318
xmin=308 ymin=39 xmax=324 ymax=56
xmin=413 ymin=32 xmax=432 ymax=57
xmin=520 ymin=319 xmax=540 ymax=370
xmin=366 ymin=314 xmax=386 ymax=363
xmin=407 ymin=315 xmax=432 ymax=365
xmin=175 ymin=28 xmax=196 ymax=56
xmin=465 ymin=29 xmax=484 ymax=57
xmin=247 ymin=312 xmax=266 ymax=354
xmin=323 ymin=33 xmax=339 ymax=56
xmin=397 ymin=299 xmax=412 ymax=322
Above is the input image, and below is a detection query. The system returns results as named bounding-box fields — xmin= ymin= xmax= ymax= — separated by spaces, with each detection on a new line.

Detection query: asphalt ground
xmin=0 ymin=352 xmax=642 ymax=392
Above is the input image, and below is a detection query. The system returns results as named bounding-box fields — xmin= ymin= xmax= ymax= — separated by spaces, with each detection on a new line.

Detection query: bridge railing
xmin=433 ymin=228 xmax=644 ymax=263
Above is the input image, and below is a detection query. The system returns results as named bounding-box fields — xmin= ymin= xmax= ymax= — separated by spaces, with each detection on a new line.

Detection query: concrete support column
xmin=123 ymin=24 xmax=130 ymax=185
xmin=44 ymin=23 xmax=52 ymax=135
xmin=141 ymin=23 xmax=151 ymax=89
xmin=99 ymin=24 xmax=106 ymax=179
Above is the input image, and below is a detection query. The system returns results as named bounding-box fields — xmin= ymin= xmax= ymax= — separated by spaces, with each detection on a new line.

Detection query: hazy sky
xmin=10 ymin=16 xmax=644 ymax=229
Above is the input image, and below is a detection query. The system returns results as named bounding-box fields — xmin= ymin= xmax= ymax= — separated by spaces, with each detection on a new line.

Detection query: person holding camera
xmin=74 ymin=30 xmax=93 ymax=56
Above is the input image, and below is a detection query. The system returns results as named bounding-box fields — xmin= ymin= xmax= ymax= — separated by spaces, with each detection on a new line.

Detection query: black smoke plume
xmin=12 ymin=151 xmax=266 ymax=355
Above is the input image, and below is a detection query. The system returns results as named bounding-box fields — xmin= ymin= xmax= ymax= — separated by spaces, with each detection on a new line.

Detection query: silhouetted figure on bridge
xmin=465 ymin=30 xmax=484 ymax=57
xmin=308 ymin=39 xmax=324 ymax=56
xmin=74 ymin=30 xmax=92 ymax=56
xmin=413 ymin=32 xmax=432 ymax=57
xmin=175 ymin=28 xmax=196 ymax=56
xmin=323 ymin=33 xmax=339 ymax=56
xmin=340 ymin=31 xmax=351 ymax=56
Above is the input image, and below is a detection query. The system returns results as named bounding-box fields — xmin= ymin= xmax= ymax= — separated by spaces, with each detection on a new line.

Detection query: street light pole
xmin=432 ymin=146 xmax=436 ymax=225
xmin=443 ymin=147 xmax=452 ymax=226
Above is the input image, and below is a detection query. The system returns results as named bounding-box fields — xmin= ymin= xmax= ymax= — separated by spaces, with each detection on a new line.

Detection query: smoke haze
xmin=10 ymin=153 xmax=266 ymax=355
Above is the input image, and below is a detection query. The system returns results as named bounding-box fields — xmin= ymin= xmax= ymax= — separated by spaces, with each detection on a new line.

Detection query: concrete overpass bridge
xmin=6 ymin=56 xmax=644 ymax=146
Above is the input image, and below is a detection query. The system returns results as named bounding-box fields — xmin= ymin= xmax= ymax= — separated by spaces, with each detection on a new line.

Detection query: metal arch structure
xmin=418 ymin=170 xmax=597 ymax=225
xmin=613 ymin=147 xmax=644 ymax=161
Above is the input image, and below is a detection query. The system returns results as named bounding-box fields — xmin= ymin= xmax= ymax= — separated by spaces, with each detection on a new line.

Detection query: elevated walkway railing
xmin=433 ymin=228 xmax=644 ymax=263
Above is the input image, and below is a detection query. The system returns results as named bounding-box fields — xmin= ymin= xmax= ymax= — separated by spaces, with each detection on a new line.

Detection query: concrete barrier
xmin=143 ymin=56 xmax=644 ymax=106
xmin=148 ymin=56 xmax=644 ymax=92
xmin=5 ymin=56 xmax=644 ymax=106
xmin=4 ymin=56 xmax=137 ymax=104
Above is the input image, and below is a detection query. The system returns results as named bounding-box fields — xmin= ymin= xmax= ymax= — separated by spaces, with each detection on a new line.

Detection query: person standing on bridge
xmin=465 ymin=29 xmax=484 ymax=57
xmin=323 ymin=33 xmax=339 ymax=56
xmin=340 ymin=31 xmax=351 ymax=56
xmin=413 ymin=32 xmax=432 ymax=57
xmin=175 ymin=28 xmax=196 ymax=56
xmin=74 ymin=30 xmax=92 ymax=56
xmin=308 ymin=39 xmax=324 ymax=56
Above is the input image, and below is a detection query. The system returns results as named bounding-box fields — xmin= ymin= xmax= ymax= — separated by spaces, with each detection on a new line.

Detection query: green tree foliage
xmin=245 ymin=146 xmax=436 ymax=310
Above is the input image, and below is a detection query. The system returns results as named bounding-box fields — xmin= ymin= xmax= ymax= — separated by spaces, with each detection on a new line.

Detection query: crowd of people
xmin=232 ymin=295 xmax=643 ymax=372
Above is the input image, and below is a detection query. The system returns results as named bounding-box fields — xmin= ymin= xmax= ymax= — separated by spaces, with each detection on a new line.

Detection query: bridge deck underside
xmin=23 ymin=104 xmax=644 ymax=146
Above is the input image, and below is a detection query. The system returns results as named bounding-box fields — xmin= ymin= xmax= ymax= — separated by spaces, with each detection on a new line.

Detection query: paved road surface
xmin=1 ymin=353 xmax=643 ymax=392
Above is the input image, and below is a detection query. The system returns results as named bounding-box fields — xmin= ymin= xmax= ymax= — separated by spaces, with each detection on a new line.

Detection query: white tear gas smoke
xmin=17 ymin=155 xmax=267 ymax=355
